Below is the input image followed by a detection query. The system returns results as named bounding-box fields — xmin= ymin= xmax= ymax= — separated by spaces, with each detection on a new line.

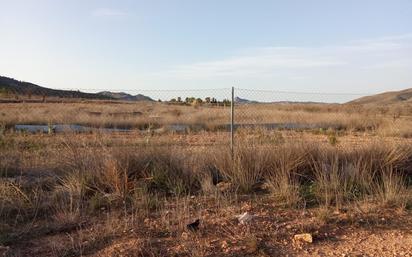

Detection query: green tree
xmin=222 ymin=99 xmax=231 ymax=106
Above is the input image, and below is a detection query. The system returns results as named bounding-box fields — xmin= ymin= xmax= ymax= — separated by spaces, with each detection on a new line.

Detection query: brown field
xmin=1 ymin=100 xmax=412 ymax=135
xmin=1 ymin=100 xmax=412 ymax=256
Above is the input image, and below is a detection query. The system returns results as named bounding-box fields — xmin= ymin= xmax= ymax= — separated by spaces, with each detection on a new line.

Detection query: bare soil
xmin=3 ymin=196 xmax=412 ymax=257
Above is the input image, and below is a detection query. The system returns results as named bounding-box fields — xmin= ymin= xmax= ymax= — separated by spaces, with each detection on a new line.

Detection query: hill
xmin=0 ymin=76 xmax=111 ymax=100
xmin=0 ymin=76 xmax=153 ymax=101
xmin=234 ymin=96 xmax=328 ymax=105
xmin=98 ymin=91 xmax=154 ymax=101
xmin=234 ymin=96 xmax=258 ymax=104
xmin=349 ymin=88 xmax=412 ymax=105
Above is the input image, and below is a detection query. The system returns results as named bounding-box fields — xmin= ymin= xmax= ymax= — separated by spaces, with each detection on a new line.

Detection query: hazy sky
xmin=1 ymin=0 xmax=411 ymax=96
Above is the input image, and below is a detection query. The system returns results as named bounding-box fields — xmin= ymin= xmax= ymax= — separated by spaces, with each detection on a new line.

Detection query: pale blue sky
xmin=1 ymin=0 xmax=411 ymax=96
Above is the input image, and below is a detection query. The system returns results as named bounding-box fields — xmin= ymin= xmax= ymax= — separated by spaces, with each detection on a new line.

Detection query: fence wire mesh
xmin=1 ymin=85 xmax=412 ymax=151
xmin=0 ymin=87 xmax=233 ymax=150
xmin=233 ymin=88 xmax=412 ymax=149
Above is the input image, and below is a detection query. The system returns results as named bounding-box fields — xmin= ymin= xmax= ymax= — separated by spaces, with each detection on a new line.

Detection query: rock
xmin=294 ymin=233 xmax=313 ymax=243
xmin=236 ymin=212 xmax=253 ymax=225
xmin=221 ymin=240 xmax=229 ymax=249
xmin=0 ymin=246 xmax=10 ymax=256
xmin=245 ymin=236 xmax=258 ymax=254
xmin=333 ymin=210 xmax=340 ymax=215
xmin=186 ymin=219 xmax=200 ymax=231
xmin=181 ymin=232 xmax=189 ymax=240
xmin=241 ymin=203 xmax=252 ymax=212
xmin=216 ymin=182 xmax=232 ymax=192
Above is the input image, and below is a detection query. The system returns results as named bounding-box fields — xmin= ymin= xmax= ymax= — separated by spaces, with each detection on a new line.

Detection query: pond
xmin=13 ymin=122 xmax=327 ymax=134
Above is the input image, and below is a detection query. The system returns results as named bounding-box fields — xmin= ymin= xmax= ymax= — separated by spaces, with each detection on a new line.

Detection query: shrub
xmin=265 ymin=144 xmax=306 ymax=207
xmin=214 ymin=145 xmax=270 ymax=193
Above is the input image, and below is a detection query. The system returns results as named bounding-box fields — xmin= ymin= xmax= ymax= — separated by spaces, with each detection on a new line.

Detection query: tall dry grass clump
xmin=310 ymin=150 xmax=357 ymax=208
xmin=265 ymin=143 xmax=307 ymax=207
xmin=209 ymin=139 xmax=412 ymax=209
xmin=307 ymin=142 xmax=412 ymax=209
xmin=213 ymin=144 xmax=271 ymax=193
xmin=51 ymin=136 xmax=206 ymax=220
xmin=2 ymin=136 xmax=412 ymax=218
xmin=374 ymin=167 xmax=410 ymax=208
xmin=0 ymin=181 xmax=32 ymax=220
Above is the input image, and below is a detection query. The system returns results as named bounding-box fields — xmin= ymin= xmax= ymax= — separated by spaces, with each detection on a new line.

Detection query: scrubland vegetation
xmin=1 ymin=126 xmax=412 ymax=256
xmin=1 ymin=101 xmax=412 ymax=138
xmin=1 ymin=100 xmax=412 ymax=256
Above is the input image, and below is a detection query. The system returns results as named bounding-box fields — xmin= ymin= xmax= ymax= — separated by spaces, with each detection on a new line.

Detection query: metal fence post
xmin=230 ymin=86 xmax=234 ymax=157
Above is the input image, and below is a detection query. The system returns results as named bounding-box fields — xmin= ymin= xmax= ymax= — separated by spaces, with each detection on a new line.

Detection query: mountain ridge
xmin=348 ymin=88 xmax=412 ymax=105
xmin=0 ymin=76 xmax=110 ymax=99
xmin=97 ymin=91 xmax=154 ymax=101
xmin=0 ymin=76 xmax=153 ymax=101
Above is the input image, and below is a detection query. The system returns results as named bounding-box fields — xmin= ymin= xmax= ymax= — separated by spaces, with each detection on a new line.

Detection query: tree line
xmin=165 ymin=96 xmax=231 ymax=106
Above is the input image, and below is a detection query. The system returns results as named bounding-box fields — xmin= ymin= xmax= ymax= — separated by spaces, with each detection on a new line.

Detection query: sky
xmin=0 ymin=0 xmax=411 ymax=100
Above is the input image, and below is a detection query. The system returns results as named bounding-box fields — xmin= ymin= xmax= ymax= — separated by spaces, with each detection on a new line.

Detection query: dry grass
xmin=1 ymin=104 xmax=412 ymax=255
xmin=265 ymin=143 xmax=306 ymax=207
xmin=0 ymin=102 xmax=230 ymax=129
xmin=1 ymin=134 xmax=411 ymax=218
xmin=1 ymin=101 xmax=412 ymax=137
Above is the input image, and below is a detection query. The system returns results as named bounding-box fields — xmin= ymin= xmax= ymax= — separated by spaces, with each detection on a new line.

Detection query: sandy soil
xmin=4 ymin=197 xmax=412 ymax=257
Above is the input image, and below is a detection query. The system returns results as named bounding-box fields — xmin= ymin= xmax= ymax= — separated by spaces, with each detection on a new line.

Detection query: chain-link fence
xmin=0 ymin=87 xmax=233 ymax=151
xmin=1 ymin=86 xmax=412 ymax=151
xmin=233 ymin=88 xmax=412 ymax=150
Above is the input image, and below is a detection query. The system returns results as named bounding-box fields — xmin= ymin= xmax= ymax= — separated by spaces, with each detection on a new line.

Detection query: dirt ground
xmin=3 ymin=196 xmax=412 ymax=257
xmin=88 ymin=228 xmax=412 ymax=257
xmin=88 ymin=208 xmax=412 ymax=257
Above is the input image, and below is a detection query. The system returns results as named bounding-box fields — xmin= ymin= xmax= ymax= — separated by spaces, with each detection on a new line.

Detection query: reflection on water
xmin=14 ymin=123 xmax=328 ymax=134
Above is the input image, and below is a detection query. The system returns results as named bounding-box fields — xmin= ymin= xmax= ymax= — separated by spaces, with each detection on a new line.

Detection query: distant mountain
xmin=234 ymin=96 xmax=258 ymax=104
xmin=348 ymin=88 xmax=412 ymax=105
xmin=98 ymin=91 xmax=154 ymax=101
xmin=274 ymin=101 xmax=328 ymax=105
xmin=234 ymin=96 xmax=326 ymax=105
xmin=0 ymin=76 xmax=110 ymax=100
xmin=0 ymin=76 xmax=153 ymax=101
